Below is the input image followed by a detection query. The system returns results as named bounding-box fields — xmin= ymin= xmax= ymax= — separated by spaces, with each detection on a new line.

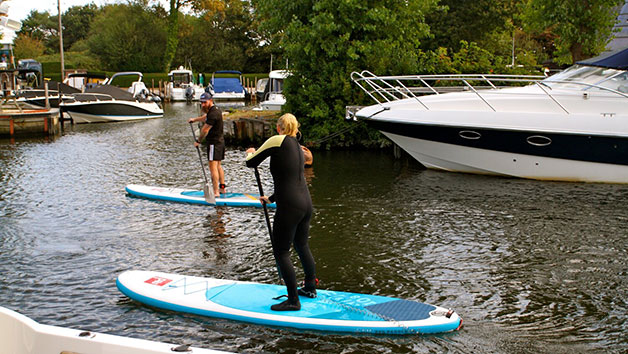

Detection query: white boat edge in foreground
xmin=0 ymin=306 xmax=230 ymax=354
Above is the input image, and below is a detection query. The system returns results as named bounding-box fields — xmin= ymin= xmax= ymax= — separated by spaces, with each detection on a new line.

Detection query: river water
xmin=1 ymin=103 xmax=626 ymax=353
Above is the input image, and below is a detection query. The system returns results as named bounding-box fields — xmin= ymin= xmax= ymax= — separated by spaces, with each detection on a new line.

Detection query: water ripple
xmin=0 ymin=108 xmax=626 ymax=353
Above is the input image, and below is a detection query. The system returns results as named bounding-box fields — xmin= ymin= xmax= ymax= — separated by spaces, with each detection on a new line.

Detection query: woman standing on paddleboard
xmin=245 ymin=113 xmax=317 ymax=311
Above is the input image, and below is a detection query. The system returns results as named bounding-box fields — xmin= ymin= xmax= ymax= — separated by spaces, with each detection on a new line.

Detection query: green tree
xmin=524 ymin=0 xmax=624 ymax=64
xmin=174 ymin=0 xmax=264 ymax=73
xmin=62 ymin=4 xmax=100 ymax=51
xmin=164 ymin=0 xmax=185 ymax=72
xmin=162 ymin=0 xmax=232 ymax=72
xmin=87 ymin=3 xmax=167 ymax=72
xmin=253 ymin=0 xmax=437 ymax=147
xmin=425 ymin=0 xmax=520 ymax=53
xmin=13 ymin=34 xmax=46 ymax=60
xmin=17 ymin=10 xmax=58 ymax=54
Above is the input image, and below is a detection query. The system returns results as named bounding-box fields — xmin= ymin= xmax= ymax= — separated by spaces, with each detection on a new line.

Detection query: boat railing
xmin=350 ymin=70 xmax=628 ymax=114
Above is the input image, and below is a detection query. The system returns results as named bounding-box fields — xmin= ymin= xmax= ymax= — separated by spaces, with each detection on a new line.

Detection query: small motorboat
xmin=166 ymin=66 xmax=204 ymax=101
xmin=60 ymin=71 xmax=163 ymax=124
xmin=210 ymin=70 xmax=248 ymax=100
xmin=254 ymin=70 xmax=290 ymax=111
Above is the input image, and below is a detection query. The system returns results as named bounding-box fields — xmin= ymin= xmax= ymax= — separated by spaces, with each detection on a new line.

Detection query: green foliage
xmin=17 ymin=10 xmax=58 ymax=54
xmin=163 ymin=0 xmax=183 ymax=72
xmin=87 ymin=4 xmax=167 ymax=72
xmin=254 ymin=0 xmax=438 ymax=148
xmin=424 ymin=0 xmax=519 ymax=53
xmin=13 ymin=34 xmax=46 ymax=60
xmin=173 ymin=1 xmax=265 ymax=73
xmin=38 ymin=51 xmax=101 ymax=76
xmin=61 ymin=4 xmax=100 ymax=51
xmin=523 ymin=0 xmax=624 ymax=64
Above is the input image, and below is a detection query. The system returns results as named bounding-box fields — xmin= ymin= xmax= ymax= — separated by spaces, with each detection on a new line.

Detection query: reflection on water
xmin=0 ymin=102 xmax=627 ymax=353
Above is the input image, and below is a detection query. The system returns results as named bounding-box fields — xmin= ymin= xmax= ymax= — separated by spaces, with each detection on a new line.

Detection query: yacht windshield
xmin=172 ymin=73 xmax=191 ymax=85
xmin=542 ymin=65 xmax=628 ymax=93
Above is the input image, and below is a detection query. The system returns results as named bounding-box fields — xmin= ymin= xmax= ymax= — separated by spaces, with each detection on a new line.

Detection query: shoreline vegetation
xmin=15 ymin=0 xmax=624 ymax=149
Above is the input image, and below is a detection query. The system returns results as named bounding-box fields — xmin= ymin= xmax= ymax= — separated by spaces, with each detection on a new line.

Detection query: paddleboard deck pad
xmin=116 ymin=270 xmax=462 ymax=335
xmin=125 ymin=184 xmax=276 ymax=208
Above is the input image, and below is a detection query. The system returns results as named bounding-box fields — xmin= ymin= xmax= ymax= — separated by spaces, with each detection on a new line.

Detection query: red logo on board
xmin=144 ymin=277 xmax=172 ymax=286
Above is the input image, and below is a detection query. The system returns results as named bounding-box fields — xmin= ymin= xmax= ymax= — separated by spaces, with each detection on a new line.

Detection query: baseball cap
xmin=200 ymin=92 xmax=213 ymax=102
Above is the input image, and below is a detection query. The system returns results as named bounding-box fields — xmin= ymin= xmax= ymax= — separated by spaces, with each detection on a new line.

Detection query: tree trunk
xmin=163 ymin=0 xmax=180 ymax=73
xmin=570 ymin=41 xmax=584 ymax=64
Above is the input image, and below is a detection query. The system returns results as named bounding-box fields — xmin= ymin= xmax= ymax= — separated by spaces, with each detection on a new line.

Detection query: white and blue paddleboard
xmin=125 ymin=184 xmax=276 ymax=208
xmin=116 ymin=270 xmax=462 ymax=335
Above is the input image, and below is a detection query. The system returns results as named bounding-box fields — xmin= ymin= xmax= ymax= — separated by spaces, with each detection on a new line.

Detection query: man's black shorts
xmin=206 ymin=143 xmax=225 ymax=161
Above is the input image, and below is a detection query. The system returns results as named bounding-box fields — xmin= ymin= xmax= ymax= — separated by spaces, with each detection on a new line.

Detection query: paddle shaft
xmin=189 ymin=122 xmax=214 ymax=204
xmin=254 ymin=167 xmax=281 ymax=280
xmin=189 ymin=123 xmax=209 ymax=182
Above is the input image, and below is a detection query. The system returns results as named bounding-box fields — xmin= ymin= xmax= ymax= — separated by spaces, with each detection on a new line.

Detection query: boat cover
xmin=576 ymin=47 xmax=628 ymax=70
xmin=36 ymin=81 xmax=81 ymax=94
xmin=211 ymin=77 xmax=245 ymax=94
xmin=85 ymin=85 xmax=136 ymax=100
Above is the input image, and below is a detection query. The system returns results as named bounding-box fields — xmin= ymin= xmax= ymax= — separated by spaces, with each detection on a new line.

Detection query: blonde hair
xmin=277 ymin=113 xmax=300 ymax=137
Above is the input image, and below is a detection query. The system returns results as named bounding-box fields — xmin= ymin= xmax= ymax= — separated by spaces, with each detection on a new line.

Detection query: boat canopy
xmin=36 ymin=81 xmax=80 ymax=94
xmin=214 ymin=70 xmax=242 ymax=75
xmin=85 ymin=85 xmax=136 ymax=100
xmin=576 ymin=47 xmax=628 ymax=70
xmin=269 ymin=70 xmax=290 ymax=79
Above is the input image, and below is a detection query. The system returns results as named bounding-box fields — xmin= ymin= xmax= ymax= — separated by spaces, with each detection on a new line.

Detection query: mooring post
xmin=44 ymin=81 xmax=50 ymax=110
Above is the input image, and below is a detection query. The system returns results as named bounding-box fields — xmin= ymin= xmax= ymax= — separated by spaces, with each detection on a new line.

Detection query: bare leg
xmin=208 ymin=161 xmax=220 ymax=196
xmin=217 ymin=161 xmax=225 ymax=193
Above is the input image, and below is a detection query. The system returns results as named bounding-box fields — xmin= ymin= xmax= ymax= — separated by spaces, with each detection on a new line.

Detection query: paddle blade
xmin=203 ymin=183 xmax=216 ymax=204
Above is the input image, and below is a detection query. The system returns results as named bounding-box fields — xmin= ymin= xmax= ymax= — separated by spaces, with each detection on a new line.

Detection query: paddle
xmin=189 ymin=122 xmax=215 ymax=204
xmin=254 ymin=166 xmax=282 ymax=280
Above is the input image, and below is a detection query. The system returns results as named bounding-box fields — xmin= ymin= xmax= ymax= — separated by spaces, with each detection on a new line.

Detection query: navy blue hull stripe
xmin=64 ymin=103 xmax=158 ymax=117
xmin=367 ymin=119 xmax=628 ymax=166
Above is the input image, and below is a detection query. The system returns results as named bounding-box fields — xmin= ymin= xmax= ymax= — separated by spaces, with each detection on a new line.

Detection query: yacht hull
xmin=370 ymin=117 xmax=628 ymax=183
xmin=384 ymin=131 xmax=628 ymax=183
xmin=61 ymin=101 xmax=163 ymax=124
xmin=167 ymin=86 xmax=203 ymax=101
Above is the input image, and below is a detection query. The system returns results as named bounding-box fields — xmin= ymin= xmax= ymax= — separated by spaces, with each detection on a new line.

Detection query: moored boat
xmin=254 ymin=70 xmax=290 ymax=111
xmin=60 ymin=71 xmax=163 ymax=124
xmin=349 ymin=48 xmax=628 ymax=183
xmin=0 ymin=306 xmax=228 ymax=354
xmin=210 ymin=70 xmax=248 ymax=100
xmin=166 ymin=66 xmax=204 ymax=101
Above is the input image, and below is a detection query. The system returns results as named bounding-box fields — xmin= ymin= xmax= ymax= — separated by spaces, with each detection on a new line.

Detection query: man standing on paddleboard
xmin=188 ymin=92 xmax=227 ymax=196
xmin=245 ymin=113 xmax=317 ymax=311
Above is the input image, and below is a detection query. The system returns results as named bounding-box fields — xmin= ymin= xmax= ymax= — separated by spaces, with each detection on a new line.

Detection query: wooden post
xmin=44 ymin=115 xmax=49 ymax=133
xmin=9 ymin=118 xmax=13 ymax=136
xmin=44 ymin=82 xmax=50 ymax=110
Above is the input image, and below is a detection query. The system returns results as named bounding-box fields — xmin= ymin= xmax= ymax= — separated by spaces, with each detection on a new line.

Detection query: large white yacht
xmin=349 ymin=48 xmax=628 ymax=183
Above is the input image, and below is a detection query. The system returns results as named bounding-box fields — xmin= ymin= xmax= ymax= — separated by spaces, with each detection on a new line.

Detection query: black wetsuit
xmin=245 ymin=135 xmax=316 ymax=302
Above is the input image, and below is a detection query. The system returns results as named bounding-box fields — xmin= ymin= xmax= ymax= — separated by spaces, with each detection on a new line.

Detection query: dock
xmin=223 ymin=109 xmax=279 ymax=146
xmin=0 ymin=108 xmax=61 ymax=137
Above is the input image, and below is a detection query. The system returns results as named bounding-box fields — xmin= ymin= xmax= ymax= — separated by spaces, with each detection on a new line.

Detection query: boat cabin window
xmin=543 ymin=64 xmax=627 ymax=93
xmin=171 ymin=73 xmax=192 ymax=87
xmin=269 ymin=78 xmax=284 ymax=93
